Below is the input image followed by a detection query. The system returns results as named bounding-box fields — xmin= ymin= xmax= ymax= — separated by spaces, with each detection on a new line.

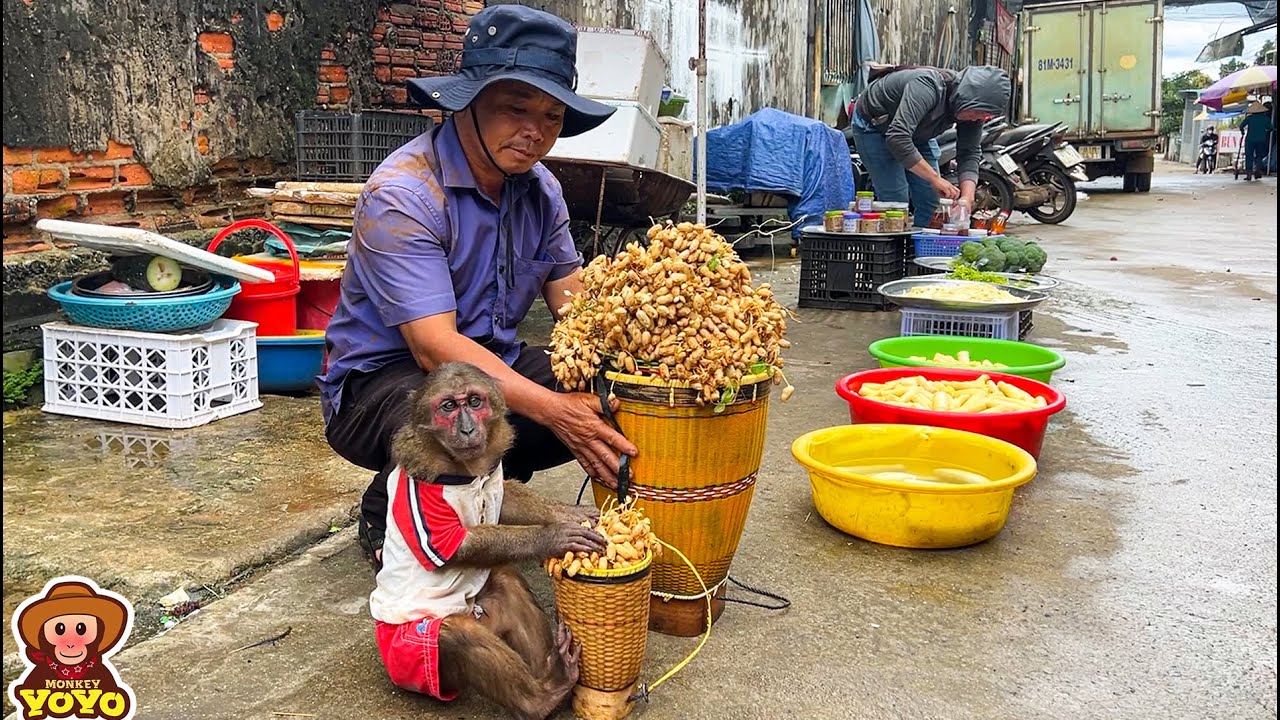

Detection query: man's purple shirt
xmin=317 ymin=118 xmax=583 ymax=424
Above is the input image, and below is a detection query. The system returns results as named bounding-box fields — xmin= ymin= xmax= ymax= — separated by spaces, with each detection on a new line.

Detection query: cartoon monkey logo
xmin=7 ymin=576 xmax=136 ymax=719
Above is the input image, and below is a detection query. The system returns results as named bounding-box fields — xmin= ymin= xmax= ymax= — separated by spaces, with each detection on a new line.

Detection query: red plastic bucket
xmin=297 ymin=278 xmax=341 ymax=332
xmin=208 ymin=219 xmax=301 ymax=337
xmin=835 ymin=366 xmax=1067 ymax=460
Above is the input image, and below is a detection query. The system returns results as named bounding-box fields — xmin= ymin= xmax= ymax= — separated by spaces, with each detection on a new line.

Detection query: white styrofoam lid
xmin=35 ymin=219 xmax=276 ymax=283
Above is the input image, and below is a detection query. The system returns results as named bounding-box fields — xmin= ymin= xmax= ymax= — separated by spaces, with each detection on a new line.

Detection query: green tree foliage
xmin=1160 ymin=69 xmax=1213 ymax=137
xmin=1219 ymin=58 xmax=1248 ymax=77
xmin=1256 ymin=39 xmax=1275 ymax=65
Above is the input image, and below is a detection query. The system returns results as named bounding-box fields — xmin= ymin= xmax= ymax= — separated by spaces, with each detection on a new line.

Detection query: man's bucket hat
xmin=407 ymin=5 xmax=615 ymax=137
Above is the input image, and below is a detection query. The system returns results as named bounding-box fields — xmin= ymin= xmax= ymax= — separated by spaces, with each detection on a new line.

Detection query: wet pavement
xmin=3 ymin=163 xmax=1275 ymax=719
xmin=0 ymin=397 xmax=365 ymax=688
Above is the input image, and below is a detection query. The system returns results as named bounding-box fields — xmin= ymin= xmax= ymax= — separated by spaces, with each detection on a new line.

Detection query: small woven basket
xmin=551 ymin=552 xmax=653 ymax=692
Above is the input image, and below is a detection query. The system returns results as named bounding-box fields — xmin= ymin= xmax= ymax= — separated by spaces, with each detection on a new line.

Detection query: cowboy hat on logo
xmin=406 ymin=5 xmax=615 ymax=138
xmin=18 ymin=580 xmax=129 ymax=655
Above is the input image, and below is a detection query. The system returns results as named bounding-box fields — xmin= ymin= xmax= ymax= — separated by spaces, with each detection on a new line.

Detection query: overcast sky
xmin=1162 ymin=3 xmax=1273 ymax=79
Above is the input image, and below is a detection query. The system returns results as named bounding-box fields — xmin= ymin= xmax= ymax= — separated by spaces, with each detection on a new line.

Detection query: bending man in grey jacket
xmin=850 ymin=65 xmax=1011 ymax=228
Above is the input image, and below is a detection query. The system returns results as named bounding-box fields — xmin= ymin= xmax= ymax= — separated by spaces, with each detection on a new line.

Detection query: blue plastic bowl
xmin=256 ymin=330 xmax=326 ymax=394
xmin=48 ymin=276 xmax=241 ymax=333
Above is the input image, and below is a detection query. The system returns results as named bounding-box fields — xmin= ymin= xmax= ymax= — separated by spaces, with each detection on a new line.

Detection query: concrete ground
xmin=3 ymin=162 xmax=1275 ymax=720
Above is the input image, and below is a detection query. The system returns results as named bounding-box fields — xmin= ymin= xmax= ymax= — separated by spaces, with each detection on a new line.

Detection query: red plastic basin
xmin=836 ymin=366 xmax=1067 ymax=460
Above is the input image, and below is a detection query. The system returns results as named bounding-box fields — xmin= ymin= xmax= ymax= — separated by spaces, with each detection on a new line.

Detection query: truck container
xmin=1020 ymin=0 xmax=1164 ymax=191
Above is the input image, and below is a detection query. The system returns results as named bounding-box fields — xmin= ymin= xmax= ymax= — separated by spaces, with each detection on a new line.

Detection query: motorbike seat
xmin=993 ymin=125 xmax=1053 ymax=147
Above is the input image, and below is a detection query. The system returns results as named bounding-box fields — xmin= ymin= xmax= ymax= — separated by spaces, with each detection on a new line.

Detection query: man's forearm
xmin=907 ymin=158 xmax=942 ymax=182
xmin=959 ymin=179 xmax=977 ymax=202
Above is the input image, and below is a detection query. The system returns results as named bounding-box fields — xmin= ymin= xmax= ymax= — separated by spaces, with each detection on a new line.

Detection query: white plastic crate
xmin=42 ymin=319 xmax=262 ymax=429
xmin=899 ymin=308 xmax=1021 ymax=340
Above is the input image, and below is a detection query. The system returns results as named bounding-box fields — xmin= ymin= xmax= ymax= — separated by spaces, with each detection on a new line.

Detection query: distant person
xmin=1239 ymin=101 xmax=1274 ymax=181
xmin=1199 ymin=125 xmax=1219 ymax=173
xmin=848 ymin=65 xmax=1012 ymax=227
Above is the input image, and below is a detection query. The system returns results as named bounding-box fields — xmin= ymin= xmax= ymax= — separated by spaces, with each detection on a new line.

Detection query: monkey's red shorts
xmin=375 ymin=616 xmax=458 ymax=702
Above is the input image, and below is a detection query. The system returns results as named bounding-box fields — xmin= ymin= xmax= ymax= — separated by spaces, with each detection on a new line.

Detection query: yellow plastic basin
xmin=791 ymin=424 xmax=1037 ymax=549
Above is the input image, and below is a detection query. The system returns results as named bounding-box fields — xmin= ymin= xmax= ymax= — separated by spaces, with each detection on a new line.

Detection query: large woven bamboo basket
xmin=590 ymin=370 xmax=771 ymax=598
xmin=551 ymin=552 xmax=654 ymax=693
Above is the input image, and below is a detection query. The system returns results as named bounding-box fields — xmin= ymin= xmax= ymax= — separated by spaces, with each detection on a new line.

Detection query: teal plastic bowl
xmin=257 ymin=330 xmax=326 ymax=394
xmin=48 ymin=276 xmax=239 ymax=332
xmin=867 ymin=335 xmax=1066 ymax=383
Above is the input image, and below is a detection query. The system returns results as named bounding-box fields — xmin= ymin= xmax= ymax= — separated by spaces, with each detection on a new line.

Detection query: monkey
xmin=13 ymin=581 xmax=134 ymax=720
xmin=369 ymin=361 xmax=607 ymax=720
xmin=25 ymin=614 xmax=124 ymax=690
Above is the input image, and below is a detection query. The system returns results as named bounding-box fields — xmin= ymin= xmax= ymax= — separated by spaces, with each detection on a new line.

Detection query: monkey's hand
xmin=542 ymin=523 xmax=608 ymax=558
xmin=552 ymin=504 xmax=599 ymax=528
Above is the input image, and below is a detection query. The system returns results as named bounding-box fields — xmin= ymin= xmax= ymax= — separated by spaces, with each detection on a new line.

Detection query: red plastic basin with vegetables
xmin=836 ymin=367 xmax=1067 ymax=460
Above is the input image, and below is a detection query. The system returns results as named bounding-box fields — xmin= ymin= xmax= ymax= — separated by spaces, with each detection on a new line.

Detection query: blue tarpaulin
xmin=702 ymin=108 xmax=855 ymax=237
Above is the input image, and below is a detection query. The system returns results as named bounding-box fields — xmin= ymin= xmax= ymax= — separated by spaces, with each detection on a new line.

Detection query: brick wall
xmin=316 ymin=0 xmax=484 ymax=118
xmin=2 ymin=142 xmax=289 ymax=254
xmin=3 ymin=0 xmax=484 ymax=256
xmin=1 ymin=7 xmax=303 ymax=255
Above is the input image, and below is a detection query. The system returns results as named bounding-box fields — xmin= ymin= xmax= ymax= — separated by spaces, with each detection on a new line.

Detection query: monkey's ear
xmin=407 ymin=383 xmax=426 ymax=407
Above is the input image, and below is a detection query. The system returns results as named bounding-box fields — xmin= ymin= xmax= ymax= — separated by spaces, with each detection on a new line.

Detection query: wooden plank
xmin=246 ymin=188 xmax=361 ymax=205
xmin=275 ymin=181 xmax=366 ymax=193
xmin=270 ymin=214 xmax=355 ymax=228
xmin=271 ymin=201 xmax=355 ymax=218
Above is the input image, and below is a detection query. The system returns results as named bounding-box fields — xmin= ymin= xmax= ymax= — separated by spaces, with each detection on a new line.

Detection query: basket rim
xmin=48 ymin=277 xmax=241 ymax=306
xmin=557 ymin=549 xmax=654 ymax=583
xmin=602 ymin=369 xmax=773 ymax=390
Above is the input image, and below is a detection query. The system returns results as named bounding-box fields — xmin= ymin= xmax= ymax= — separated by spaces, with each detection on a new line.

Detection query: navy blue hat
xmin=407 ymin=6 xmax=615 ymax=138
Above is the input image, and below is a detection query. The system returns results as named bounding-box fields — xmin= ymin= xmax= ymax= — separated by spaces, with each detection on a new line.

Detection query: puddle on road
xmin=1122 ymin=265 xmax=1277 ymax=301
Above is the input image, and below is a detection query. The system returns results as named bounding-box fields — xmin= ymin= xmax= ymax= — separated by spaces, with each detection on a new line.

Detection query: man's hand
xmin=932 ymin=175 xmax=962 ymax=200
xmin=540 ymin=392 xmax=638 ymax=489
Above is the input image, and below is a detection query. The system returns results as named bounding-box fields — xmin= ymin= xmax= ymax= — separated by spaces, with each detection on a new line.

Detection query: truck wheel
xmin=1123 ymin=173 xmax=1137 ymax=192
xmin=1025 ymin=164 xmax=1078 ymax=224
xmin=1135 ymin=172 xmax=1152 ymax=193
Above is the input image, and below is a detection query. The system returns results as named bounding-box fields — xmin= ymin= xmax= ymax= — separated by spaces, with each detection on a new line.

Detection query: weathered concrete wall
xmin=819 ymin=0 xmax=977 ymax=125
xmin=506 ymin=0 xmax=811 ymax=125
xmin=871 ymin=0 xmax=974 ymax=66
xmin=2 ymin=0 xmax=487 ymax=352
xmin=2 ymin=0 xmax=380 ymax=192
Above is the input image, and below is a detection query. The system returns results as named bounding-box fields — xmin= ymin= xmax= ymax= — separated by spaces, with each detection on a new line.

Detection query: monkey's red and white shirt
xmin=370 ymin=463 xmax=505 ymax=624
xmin=370 ymin=464 xmax=504 ymax=701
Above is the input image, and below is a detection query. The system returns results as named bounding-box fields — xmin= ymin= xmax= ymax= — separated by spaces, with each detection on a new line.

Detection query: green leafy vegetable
xmin=947 ymin=265 xmax=1008 ymax=284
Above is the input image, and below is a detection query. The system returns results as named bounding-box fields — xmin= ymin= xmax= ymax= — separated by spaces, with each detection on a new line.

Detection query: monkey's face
xmin=431 ymin=384 xmax=496 ymax=462
xmin=42 ymin=614 xmax=99 ymax=664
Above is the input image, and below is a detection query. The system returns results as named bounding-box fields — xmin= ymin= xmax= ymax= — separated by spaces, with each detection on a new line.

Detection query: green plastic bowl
xmin=867 ymin=335 xmax=1066 ymax=383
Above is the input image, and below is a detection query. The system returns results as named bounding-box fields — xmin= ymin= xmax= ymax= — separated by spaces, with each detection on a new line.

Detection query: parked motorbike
xmin=850 ymin=117 xmax=1084 ymax=225
xmin=1196 ymin=138 xmax=1218 ymax=174
xmin=944 ymin=121 xmax=1086 ymax=225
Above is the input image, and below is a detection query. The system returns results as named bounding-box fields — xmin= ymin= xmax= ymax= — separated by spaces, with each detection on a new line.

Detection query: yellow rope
xmin=637 ymin=537 xmax=713 ymax=697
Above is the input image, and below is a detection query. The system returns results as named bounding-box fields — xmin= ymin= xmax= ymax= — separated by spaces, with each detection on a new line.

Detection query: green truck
xmin=1019 ymin=0 xmax=1164 ymax=192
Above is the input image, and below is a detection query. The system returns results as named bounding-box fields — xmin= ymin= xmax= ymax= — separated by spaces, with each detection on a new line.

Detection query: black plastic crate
xmin=907 ymin=261 xmax=944 ymax=277
xmin=295 ymin=111 xmax=435 ymax=181
xmin=798 ymin=229 xmax=907 ymax=311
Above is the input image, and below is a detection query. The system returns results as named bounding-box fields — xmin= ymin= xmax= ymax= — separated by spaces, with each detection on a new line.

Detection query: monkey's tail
xmin=627 ymin=537 xmax=713 ymax=704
